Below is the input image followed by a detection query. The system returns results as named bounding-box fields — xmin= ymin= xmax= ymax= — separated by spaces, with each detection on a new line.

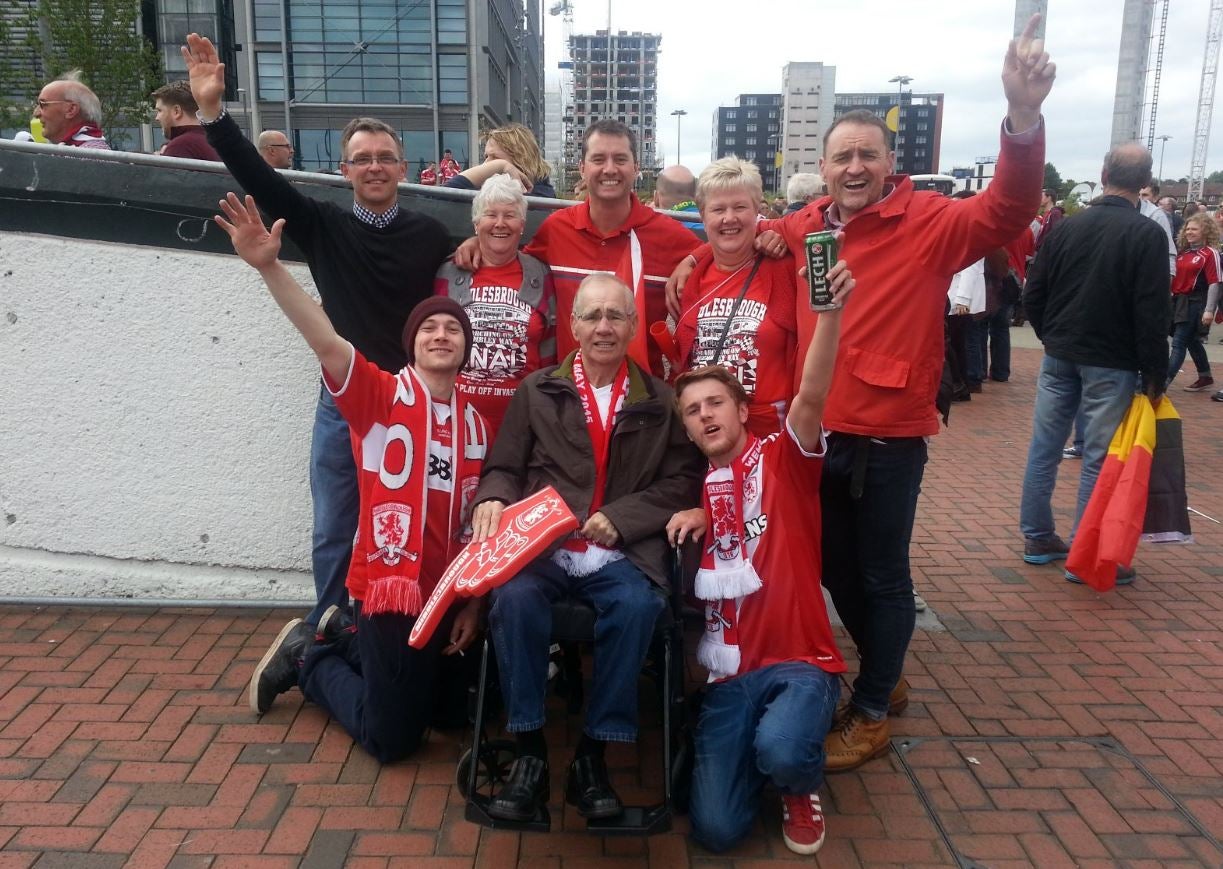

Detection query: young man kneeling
xmin=668 ymin=262 xmax=852 ymax=855
xmin=217 ymin=193 xmax=486 ymax=761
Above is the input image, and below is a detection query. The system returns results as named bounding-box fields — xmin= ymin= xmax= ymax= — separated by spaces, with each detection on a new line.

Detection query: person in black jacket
xmin=183 ymin=34 xmax=452 ymax=625
xmin=1018 ymin=143 xmax=1170 ymax=585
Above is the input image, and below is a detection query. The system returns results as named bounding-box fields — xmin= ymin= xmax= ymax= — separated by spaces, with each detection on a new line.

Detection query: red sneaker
xmin=781 ymin=792 xmax=826 ymax=855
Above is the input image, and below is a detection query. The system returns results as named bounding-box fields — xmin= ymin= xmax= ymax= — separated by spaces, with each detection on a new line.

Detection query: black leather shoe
xmin=565 ymin=754 xmax=623 ymax=819
xmin=488 ymin=756 xmax=549 ymax=822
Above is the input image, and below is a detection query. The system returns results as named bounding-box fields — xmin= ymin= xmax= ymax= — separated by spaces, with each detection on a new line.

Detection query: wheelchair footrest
xmin=465 ymin=793 xmax=551 ymax=832
xmin=585 ymin=803 xmax=671 ymax=836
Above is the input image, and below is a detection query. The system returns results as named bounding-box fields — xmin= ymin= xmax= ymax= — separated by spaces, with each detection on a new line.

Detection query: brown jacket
xmin=475 ymin=352 xmax=704 ymax=586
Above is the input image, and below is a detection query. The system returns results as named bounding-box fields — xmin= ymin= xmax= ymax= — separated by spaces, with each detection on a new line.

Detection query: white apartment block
xmin=780 ymin=62 xmax=836 ymax=191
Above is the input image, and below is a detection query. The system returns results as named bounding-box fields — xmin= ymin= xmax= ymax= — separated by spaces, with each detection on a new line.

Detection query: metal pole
xmin=278 ymin=0 xmax=291 ymax=162
xmin=671 ymin=108 xmax=686 ymax=166
xmin=1157 ymin=134 xmax=1172 ymax=181
xmin=243 ymin=0 xmax=262 ymax=135
xmin=430 ymin=0 xmax=441 ymax=168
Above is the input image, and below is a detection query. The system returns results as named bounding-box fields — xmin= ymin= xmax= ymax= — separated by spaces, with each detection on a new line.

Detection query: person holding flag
xmin=453 ymin=120 xmax=701 ymax=378
xmin=215 ymin=192 xmax=487 ymax=762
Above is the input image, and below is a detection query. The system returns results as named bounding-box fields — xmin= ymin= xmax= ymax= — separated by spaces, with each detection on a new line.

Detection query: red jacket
xmin=761 ymin=123 xmax=1045 ymax=437
xmin=524 ymin=196 xmax=701 ymax=376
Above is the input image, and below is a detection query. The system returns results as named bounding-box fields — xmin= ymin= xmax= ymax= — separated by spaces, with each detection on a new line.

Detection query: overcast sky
xmin=543 ymin=0 xmax=1222 ymax=185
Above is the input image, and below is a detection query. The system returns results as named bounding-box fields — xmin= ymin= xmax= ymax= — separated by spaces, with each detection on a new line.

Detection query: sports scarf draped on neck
xmin=362 ymin=365 xmax=487 ymax=616
xmin=556 ymin=351 xmax=629 ymax=576
xmin=62 ymin=120 xmax=105 ymax=144
xmin=695 ymin=435 xmax=764 ymax=679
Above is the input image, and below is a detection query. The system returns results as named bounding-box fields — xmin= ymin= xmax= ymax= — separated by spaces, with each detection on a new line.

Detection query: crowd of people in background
xmin=7 ymin=13 xmax=1223 ymax=859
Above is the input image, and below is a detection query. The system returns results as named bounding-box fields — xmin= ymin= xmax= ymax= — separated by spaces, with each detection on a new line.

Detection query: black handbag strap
xmin=711 ymin=256 xmax=764 ymax=366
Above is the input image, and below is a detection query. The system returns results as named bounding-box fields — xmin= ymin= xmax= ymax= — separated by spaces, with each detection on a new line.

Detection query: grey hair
xmin=695 ymin=156 xmax=763 ymax=209
xmin=1102 ymin=143 xmax=1153 ymax=194
xmin=573 ymin=273 xmax=635 ymax=318
xmin=56 ymin=70 xmax=102 ymax=125
xmin=471 ymin=173 xmax=527 ymax=224
xmin=786 ymin=172 xmax=823 ymax=203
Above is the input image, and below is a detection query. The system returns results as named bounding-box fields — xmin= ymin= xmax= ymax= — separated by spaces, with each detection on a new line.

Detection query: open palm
xmin=181 ymin=33 xmax=227 ymax=115
xmin=215 ymin=192 xmax=284 ymax=271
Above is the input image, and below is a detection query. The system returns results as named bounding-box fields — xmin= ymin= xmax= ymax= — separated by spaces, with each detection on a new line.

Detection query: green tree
xmin=0 ymin=1 xmax=43 ymax=131
xmin=1043 ymin=162 xmax=1062 ymax=193
xmin=1207 ymin=169 xmax=1223 ymax=183
xmin=18 ymin=0 xmax=162 ymax=148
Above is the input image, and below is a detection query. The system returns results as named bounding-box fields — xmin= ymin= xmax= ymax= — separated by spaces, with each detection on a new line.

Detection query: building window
xmin=725 ymin=124 xmax=736 ymax=133
xmin=769 ymin=111 xmax=777 ymax=118
xmin=746 ymin=150 xmax=756 ymax=160
xmin=916 ymin=136 xmax=927 ymax=144
xmin=747 ymin=110 xmax=757 ymax=118
xmin=746 ymin=137 xmax=756 ymax=145
xmin=917 ymin=123 xmax=928 ymax=131
xmin=726 ymin=110 xmax=736 ymax=119
xmin=257 ymin=52 xmax=284 ymax=100
xmin=745 ymin=95 xmax=757 ymax=105
xmin=746 ymin=123 xmax=756 ymax=132
xmin=296 ymin=129 xmax=342 ymax=171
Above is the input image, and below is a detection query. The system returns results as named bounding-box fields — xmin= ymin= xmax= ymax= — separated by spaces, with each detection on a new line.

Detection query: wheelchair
xmin=457 ymin=549 xmax=692 ymax=835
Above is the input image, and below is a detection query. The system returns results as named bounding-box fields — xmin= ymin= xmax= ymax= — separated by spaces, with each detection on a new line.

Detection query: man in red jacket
xmin=670 ymin=14 xmax=1055 ymax=771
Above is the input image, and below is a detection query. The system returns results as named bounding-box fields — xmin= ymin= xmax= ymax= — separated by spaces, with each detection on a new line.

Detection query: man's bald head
xmin=1101 ymin=143 xmax=1153 ymax=195
xmin=653 ymin=164 xmax=697 ymax=209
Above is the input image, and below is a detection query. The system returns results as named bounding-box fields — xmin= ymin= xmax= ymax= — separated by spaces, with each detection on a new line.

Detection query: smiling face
xmin=820 ymin=122 xmax=894 ymax=222
xmin=1184 ymin=220 xmax=1203 ymax=246
xmin=571 ymin=278 xmax=636 ymax=371
xmin=678 ymin=377 xmax=750 ymax=467
xmin=579 ymin=132 xmax=638 ymax=206
xmin=701 ymin=185 xmax=759 ymax=265
xmin=412 ymin=314 xmax=466 ymax=375
xmin=474 ymin=201 xmax=525 ymax=263
xmin=339 ymin=130 xmax=406 ymax=211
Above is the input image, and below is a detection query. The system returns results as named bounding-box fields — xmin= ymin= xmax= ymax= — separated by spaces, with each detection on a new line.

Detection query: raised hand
xmin=181 ymin=33 xmax=227 ymax=119
xmin=1003 ymin=13 xmax=1056 ymax=131
xmin=214 ymin=192 xmax=284 ymax=271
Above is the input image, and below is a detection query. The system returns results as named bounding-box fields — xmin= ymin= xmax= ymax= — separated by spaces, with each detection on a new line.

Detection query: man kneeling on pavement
xmin=468 ymin=273 xmax=704 ymax=822
xmin=223 ymin=193 xmax=487 ymax=761
xmin=668 ymin=257 xmax=854 ymax=856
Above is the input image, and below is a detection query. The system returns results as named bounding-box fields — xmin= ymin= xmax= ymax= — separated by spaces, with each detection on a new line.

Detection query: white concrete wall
xmin=1 ymin=231 xmax=322 ymax=602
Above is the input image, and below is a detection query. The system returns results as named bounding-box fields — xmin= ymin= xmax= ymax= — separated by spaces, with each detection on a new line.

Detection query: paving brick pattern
xmin=1 ymin=346 xmax=1222 ymax=867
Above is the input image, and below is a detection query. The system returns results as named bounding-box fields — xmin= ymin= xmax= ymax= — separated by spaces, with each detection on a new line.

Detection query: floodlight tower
xmin=1188 ymin=0 xmax=1223 ymax=202
xmin=1111 ymin=0 xmax=1156 ymax=148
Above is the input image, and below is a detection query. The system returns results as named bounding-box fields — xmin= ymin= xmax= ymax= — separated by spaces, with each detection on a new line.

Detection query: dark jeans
xmin=689 ymin=662 xmax=840 ymax=853
xmin=1167 ymin=298 xmax=1211 ymax=384
xmin=970 ymin=303 xmax=1013 ymax=382
xmin=946 ymin=314 xmax=974 ymax=387
xmin=489 ymin=556 xmax=664 ymax=741
xmin=299 ymin=602 xmax=455 ymax=763
xmin=820 ymin=433 xmax=926 ymax=718
xmin=308 ymin=386 xmax=360 ymax=626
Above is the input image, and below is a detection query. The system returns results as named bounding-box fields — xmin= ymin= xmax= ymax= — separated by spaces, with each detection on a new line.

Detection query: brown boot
xmin=834 ymin=676 xmax=909 ymax=723
xmin=824 ymin=708 xmax=890 ymax=773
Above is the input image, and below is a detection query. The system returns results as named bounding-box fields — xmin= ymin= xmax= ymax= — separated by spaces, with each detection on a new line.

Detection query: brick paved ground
xmin=2 ymin=344 xmax=1222 ymax=868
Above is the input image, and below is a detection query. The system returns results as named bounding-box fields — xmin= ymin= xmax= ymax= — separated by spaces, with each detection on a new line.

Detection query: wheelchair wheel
xmin=456 ymin=738 xmax=517 ymax=798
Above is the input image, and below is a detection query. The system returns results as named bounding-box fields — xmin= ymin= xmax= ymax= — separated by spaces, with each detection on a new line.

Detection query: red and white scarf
xmin=362 ymin=366 xmax=488 ymax=616
xmin=695 ymin=435 xmax=764 ymax=679
xmin=554 ymin=352 xmax=628 ymax=577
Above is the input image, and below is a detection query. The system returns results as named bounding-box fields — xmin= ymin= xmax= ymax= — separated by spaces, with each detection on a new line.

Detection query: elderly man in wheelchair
xmin=469 ymin=273 xmax=704 ymax=824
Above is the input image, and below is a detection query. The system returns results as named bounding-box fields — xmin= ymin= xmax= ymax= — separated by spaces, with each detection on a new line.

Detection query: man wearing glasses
xmin=182 ymin=34 xmax=451 ymax=631
xmin=257 ymin=130 xmax=294 ymax=170
xmin=33 ymin=73 xmax=109 ymax=150
xmin=468 ymin=273 xmax=703 ymax=823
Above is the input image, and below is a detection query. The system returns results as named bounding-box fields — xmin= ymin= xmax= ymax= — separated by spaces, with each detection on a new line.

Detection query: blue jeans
xmin=308 ymin=385 xmax=360 ymax=626
xmin=1167 ymin=299 xmax=1211 ymax=385
xmin=820 ymin=433 xmax=925 ymax=719
xmin=1020 ymin=355 xmax=1138 ymax=542
xmin=489 ymin=555 xmax=665 ymax=741
xmin=689 ymin=662 xmax=841 ymax=853
xmin=970 ymin=304 xmax=1013 ymax=382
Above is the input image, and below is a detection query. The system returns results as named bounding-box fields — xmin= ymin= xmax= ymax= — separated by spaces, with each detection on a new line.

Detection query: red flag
xmin=1066 ymin=396 xmax=1156 ymax=591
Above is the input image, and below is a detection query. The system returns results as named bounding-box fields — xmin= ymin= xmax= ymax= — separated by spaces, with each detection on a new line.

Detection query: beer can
xmin=805 ymin=231 xmax=839 ymax=311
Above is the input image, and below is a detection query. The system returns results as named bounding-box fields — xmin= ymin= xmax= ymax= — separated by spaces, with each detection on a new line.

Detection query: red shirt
xmin=420 ymin=167 xmax=437 ymax=185
xmin=705 ymin=426 xmax=846 ymax=680
xmin=676 ymin=255 xmax=797 ymax=435
xmin=524 ymin=196 xmax=701 ymax=377
xmin=449 ymin=259 xmax=556 ymax=435
xmin=759 ymin=123 xmax=1045 ymax=437
xmin=1172 ymin=246 xmax=1221 ymax=295
xmin=440 ymin=157 xmax=461 ymax=181
xmin=1004 ymin=226 xmax=1036 ymax=283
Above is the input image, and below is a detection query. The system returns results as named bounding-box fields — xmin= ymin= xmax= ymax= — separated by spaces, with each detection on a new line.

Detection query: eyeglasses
xmin=34 ymin=99 xmax=75 ymax=109
xmin=575 ymin=307 xmax=633 ymax=324
xmin=343 ymin=155 xmax=402 ymax=167
xmin=265 ymin=143 xmax=293 ymax=150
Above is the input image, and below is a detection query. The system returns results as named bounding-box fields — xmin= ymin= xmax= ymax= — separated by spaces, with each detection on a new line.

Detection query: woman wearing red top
xmin=435 ymin=173 xmax=556 ymax=434
xmin=675 ymin=157 xmax=797 ymax=435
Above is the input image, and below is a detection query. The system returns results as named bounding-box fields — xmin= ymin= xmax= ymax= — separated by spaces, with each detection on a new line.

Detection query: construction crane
xmin=1188 ymin=0 xmax=1222 ymax=202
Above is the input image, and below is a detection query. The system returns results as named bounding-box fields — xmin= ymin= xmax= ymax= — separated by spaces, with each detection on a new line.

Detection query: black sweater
xmin=1024 ymin=196 xmax=1170 ymax=385
xmin=205 ymin=113 xmax=451 ymax=372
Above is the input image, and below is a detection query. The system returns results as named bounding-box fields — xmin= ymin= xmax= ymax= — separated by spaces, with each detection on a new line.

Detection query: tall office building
xmin=833 ymin=91 xmax=944 ymax=176
xmin=779 ymin=62 xmax=835 ymax=192
xmin=147 ymin=0 xmax=544 ymax=173
xmin=544 ymin=85 xmax=564 ymax=193
xmin=563 ymin=30 xmax=659 ymax=190
xmin=712 ymin=94 xmax=783 ymax=193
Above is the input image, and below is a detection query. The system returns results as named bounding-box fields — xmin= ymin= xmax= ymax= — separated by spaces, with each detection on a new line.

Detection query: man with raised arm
xmin=216 ymin=192 xmax=485 ymax=759
xmin=668 ymin=15 xmax=1055 ymax=772
xmin=668 ymin=257 xmax=853 ymax=856
xmin=182 ymin=35 xmax=451 ymax=628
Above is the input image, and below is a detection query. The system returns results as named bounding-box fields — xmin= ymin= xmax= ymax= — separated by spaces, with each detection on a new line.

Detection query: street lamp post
xmin=671 ymin=108 xmax=687 ymax=166
xmin=888 ymin=74 xmax=913 ymax=170
xmin=1157 ymin=134 xmax=1172 ymax=183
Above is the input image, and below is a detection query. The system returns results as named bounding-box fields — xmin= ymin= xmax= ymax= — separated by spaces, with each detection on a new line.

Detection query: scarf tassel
xmin=361 ymin=577 xmax=424 ymax=617
xmin=697 ymin=636 xmax=741 ymax=680
xmin=694 ymin=563 xmax=763 ymax=602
